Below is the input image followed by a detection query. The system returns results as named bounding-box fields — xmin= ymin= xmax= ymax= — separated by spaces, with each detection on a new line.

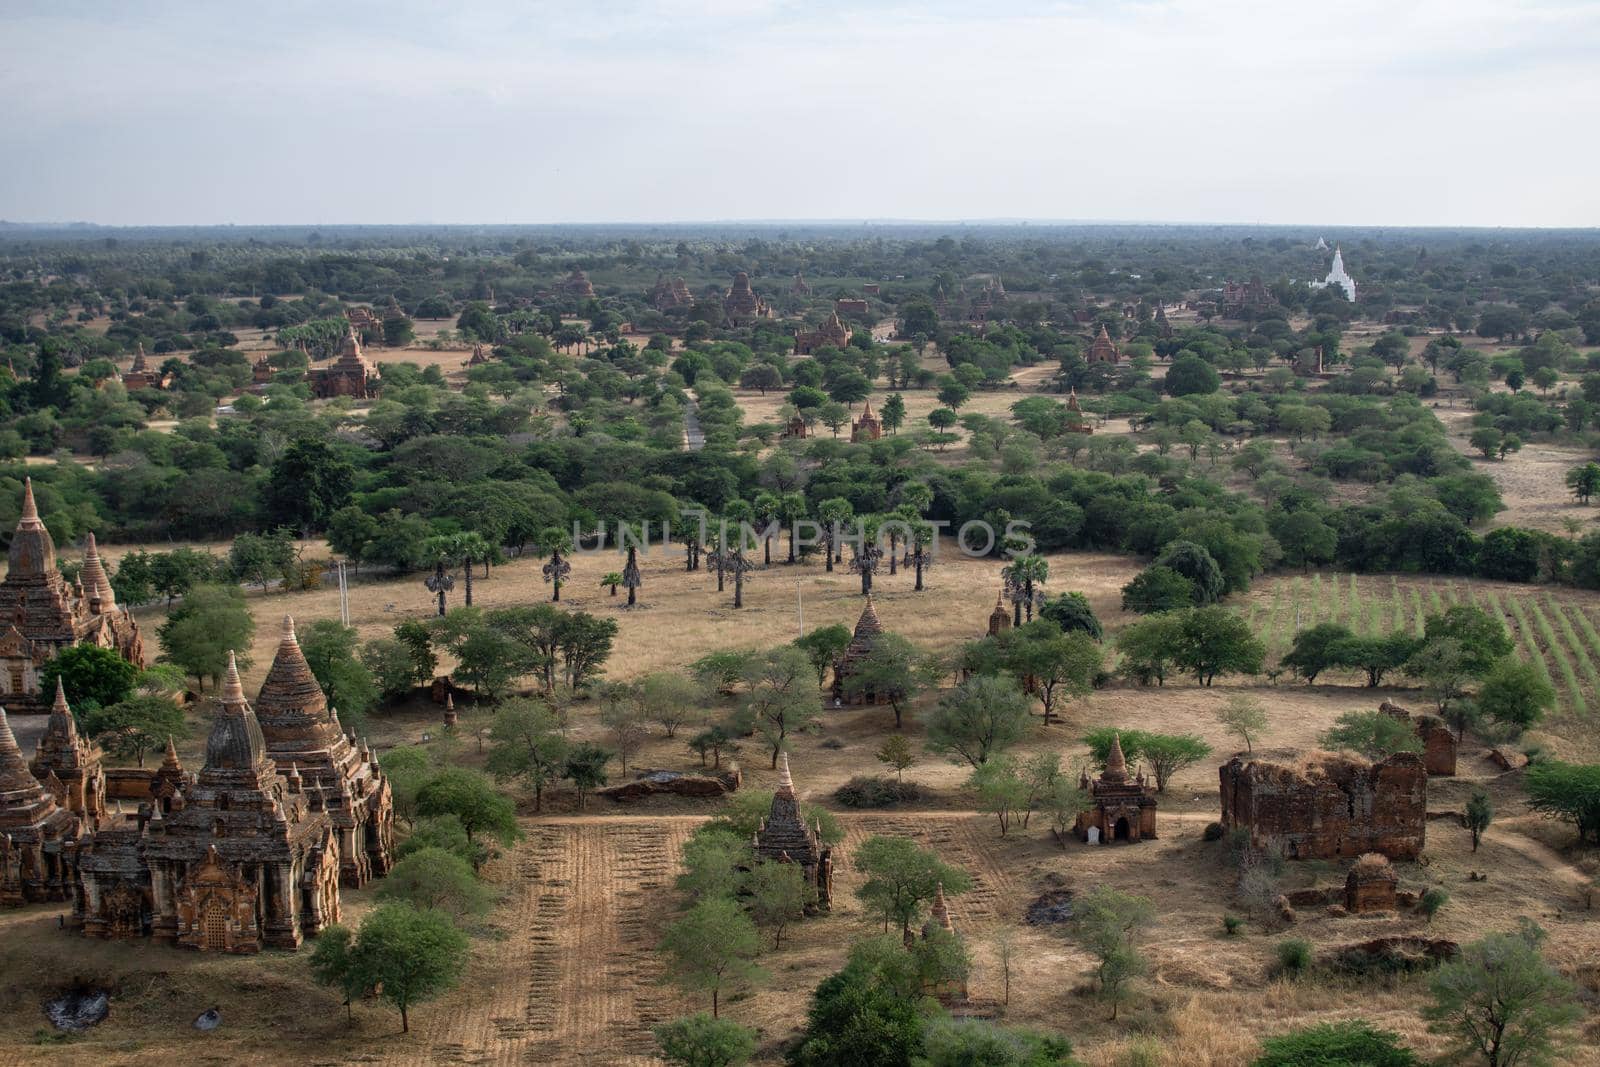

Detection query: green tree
xmin=1424 ymin=920 xmax=1581 ymax=1067
xmin=1477 ymin=658 xmax=1556 ymax=729
xmin=919 ymin=1018 xmax=1079 ymax=1067
xmin=1004 ymin=624 xmax=1101 ymax=725
xmin=1071 ymin=885 xmax=1154 ymax=1020
xmin=788 ymin=959 xmax=925 ymax=1067
xmin=970 ymin=757 xmax=1030 ymax=836
xmin=1120 ymin=565 xmax=1195 ymax=614
xmin=346 ymin=902 xmax=471 ymax=1033
xmin=157 ymin=583 xmax=255 ymax=690
xmin=484 ymin=698 xmax=568 ymax=812
xmin=300 ymin=618 xmax=379 ymax=723
xmin=654 ymin=1014 xmax=758 ymax=1067
xmin=1466 ymin=789 xmax=1494 ymax=852
xmin=415 ymin=768 xmax=519 ymax=848
xmin=229 ymin=529 xmax=296 ymax=593
xmin=1423 ymin=606 xmax=1514 ymax=677
xmin=794 ymin=623 xmax=852 ymax=688
xmin=1565 ymin=462 xmax=1600 ymax=505
xmin=1165 ymin=354 xmax=1220 ymax=396
xmin=880 ymin=392 xmax=907 ymax=434
xmin=1320 ymin=709 xmax=1424 ymax=760
xmin=1331 ymin=632 xmax=1420 ymax=688
xmin=1114 ymin=614 xmax=1182 ymax=686
xmin=737 ymin=646 xmax=820 ymax=767
xmin=660 ymin=896 xmax=764 ymax=1018
xmin=39 ymin=644 xmax=137 ymax=712
xmin=1038 ymin=591 xmax=1103 ymax=640
xmin=1174 ymin=606 xmax=1266 ymax=686
xmin=263 ymin=438 xmax=355 ymax=535
xmin=1134 ymin=733 xmax=1213 ymax=792
xmin=1524 ymin=762 xmax=1600 ymax=843
xmin=308 ymin=924 xmax=363 ymax=1024
xmin=375 ymin=847 xmax=493 ymax=922
xmin=1153 ymin=540 xmax=1225 ymax=605
xmin=1252 ymin=1020 xmax=1419 ymax=1067
xmin=924 ymin=675 xmax=1032 ymax=768
xmin=563 ymin=741 xmax=612 ymax=810
xmin=82 ymin=695 xmax=187 ymax=768
xmin=1217 ymin=695 xmax=1268 ymax=754
xmin=876 ymin=734 xmax=916 ymax=784
xmin=853 ymin=834 xmax=972 ymax=939
xmin=746 ymin=859 xmax=814 ymax=949
xmin=1407 ymin=637 xmax=1477 ymax=724
xmin=840 ymin=632 xmax=927 ymax=730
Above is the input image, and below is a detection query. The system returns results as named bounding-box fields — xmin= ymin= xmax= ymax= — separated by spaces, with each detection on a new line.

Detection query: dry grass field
xmin=5 ymin=541 xmax=1600 ymax=1064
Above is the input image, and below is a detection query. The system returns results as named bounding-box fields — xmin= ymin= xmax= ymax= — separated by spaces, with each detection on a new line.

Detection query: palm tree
xmin=778 ymin=491 xmax=807 ymax=564
xmin=601 ymin=572 xmax=623 ymax=596
xmin=539 ymin=527 xmax=573 ymax=602
xmin=752 ymin=491 xmax=780 ymax=566
xmin=1001 ymin=554 xmax=1050 ymax=625
xmin=456 ymin=531 xmax=492 ymax=607
xmin=818 ymin=497 xmax=853 ymax=572
xmin=421 ymin=535 xmax=458 ymax=617
xmin=622 ymin=545 xmax=643 ymax=606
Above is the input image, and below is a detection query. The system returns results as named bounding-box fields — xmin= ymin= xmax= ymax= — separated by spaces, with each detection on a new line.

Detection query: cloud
xmin=1 ymin=0 xmax=1597 ymax=224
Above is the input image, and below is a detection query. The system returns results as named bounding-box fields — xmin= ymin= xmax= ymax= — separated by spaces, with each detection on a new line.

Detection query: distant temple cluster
xmin=650 ymin=275 xmax=695 ymax=312
xmin=0 ymin=480 xmax=143 ymax=715
xmin=562 ymin=268 xmax=597 ymax=300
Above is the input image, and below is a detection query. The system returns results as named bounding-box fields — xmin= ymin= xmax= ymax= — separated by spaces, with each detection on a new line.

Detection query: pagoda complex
xmin=1086 ymin=324 xmax=1120 ymax=363
xmin=72 ymin=653 xmax=343 ymax=951
xmin=793 ymin=310 xmax=852 ymax=355
xmin=850 ymin=398 xmax=882 ymax=442
xmin=0 ymin=481 xmax=144 ymax=715
xmin=1075 ymin=733 xmax=1158 ymax=844
xmin=650 ymin=275 xmax=695 ymax=311
xmin=0 ymin=703 xmax=83 ymax=904
xmin=832 ymin=596 xmax=889 ymax=704
xmin=722 ymin=272 xmax=771 ymax=325
xmin=562 ymin=268 xmax=597 ymax=299
xmin=120 ymin=344 xmax=167 ymax=390
xmin=311 ymin=328 xmax=382 ymax=399
xmin=251 ymin=616 xmax=393 ymax=886
xmin=752 ymin=752 xmax=832 ymax=909
xmin=30 ymin=679 xmax=106 ymax=822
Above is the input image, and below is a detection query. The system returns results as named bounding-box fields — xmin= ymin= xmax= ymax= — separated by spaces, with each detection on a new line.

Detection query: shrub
xmin=1419 ymin=888 xmax=1449 ymax=921
xmin=1203 ymin=821 xmax=1226 ymax=842
xmin=1252 ymin=1020 xmax=1419 ymax=1066
xmin=834 ymin=775 xmax=921 ymax=809
xmin=1276 ymin=938 xmax=1312 ymax=976
xmin=1223 ymin=914 xmax=1244 ymax=936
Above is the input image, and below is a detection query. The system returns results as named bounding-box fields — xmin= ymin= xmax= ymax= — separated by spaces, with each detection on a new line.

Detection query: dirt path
xmin=682 ymin=392 xmax=705 ymax=451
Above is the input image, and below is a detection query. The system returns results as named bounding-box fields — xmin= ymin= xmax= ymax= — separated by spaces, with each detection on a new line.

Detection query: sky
xmin=2 ymin=0 xmax=1599 ymax=228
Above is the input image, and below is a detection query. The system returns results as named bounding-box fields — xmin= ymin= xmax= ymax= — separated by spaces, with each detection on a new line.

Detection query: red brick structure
xmin=832 ymin=597 xmax=889 ymax=705
xmin=0 ymin=483 xmax=144 ymax=715
xmin=251 ymin=354 xmax=275 ymax=385
xmin=1379 ymin=701 xmax=1457 ymax=776
xmin=0 ymin=704 xmax=83 ymax=904
xmin=1221 ymin=277 xmax=1277 ymax=318
xmin=312 ymin=328 xmax=382 ymax=399
xmin=987 ymin=590 xmax=1011 ymax=637
xmin=920 ymin=882 xmax=966 ymax=999
xmin=753 ymin=753 xmax=832 ymax=909
xmin=1344 ymin=853 xmax=1399 ymax=914
xmin=794 ymin=311 xmax=852 ymax=355
xmin=344 ymin=305 xmax=383 ymax=339
xmin=783 ymin=414 xmax=809 ymax=439
xmin=561 ymin=268 xmax=596 ymax=300
xmin=650 ymin=275 xmax=695 ymax=311
xmin=253 ymin=616 xmax=394 ymax=886
xmin=835 ymin=298 xmax=869 ymax=317
xmin=1218 ymin=751 xmax=1427 ymax=861
xmin=72 ymin=652 xmax=343 ymax=951
xmin=121 ymin=344 xmax=168 ymax=390
xmin=30 ymin=679 xmax=106 ymax=822
xmin=850 ymin=398 xmax=882 ymax=442
xmin=722 ymin=272 xmax=771 ymax=325
xmin=1076 ymin=733 xmax=1158 ymax=844
xmin=1154 ymin=301 xmax=1173 ymax=339
xmin=862 ymin=283 xmax=880 ymax=296
xmin=1086 ymin=325 xmax=1120 ymax=364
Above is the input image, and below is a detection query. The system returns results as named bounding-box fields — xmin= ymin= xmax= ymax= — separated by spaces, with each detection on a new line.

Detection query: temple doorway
xmin=1114 ymin=817 xmax=1131 ymax=842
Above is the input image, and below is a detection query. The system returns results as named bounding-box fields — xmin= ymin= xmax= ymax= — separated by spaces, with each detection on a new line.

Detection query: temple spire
xmin=222 ymin=650 xmax=246 ymax=706
xmin=777 ymin=750 xmax=795 ymax=797
xmin=1103 ymin=732 xmax=1128 ymax=783
xmin=19 ymin=477 xmax=40 ymax=525
xmin=81 ymin=531 xmax=116 ymax=611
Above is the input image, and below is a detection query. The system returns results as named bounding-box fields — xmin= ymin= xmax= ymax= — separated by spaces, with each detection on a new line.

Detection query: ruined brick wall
xmin=1219 ymin=753 xmax=1426 ymax=861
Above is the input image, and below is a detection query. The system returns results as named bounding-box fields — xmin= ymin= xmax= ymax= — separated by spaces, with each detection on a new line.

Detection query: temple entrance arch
xmin=1114 ymin=817 xmax=1131 ymax=842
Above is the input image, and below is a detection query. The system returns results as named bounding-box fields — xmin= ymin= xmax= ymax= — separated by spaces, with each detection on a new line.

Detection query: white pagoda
xmin=1312 ymin=246 xmax=1356 ymax=301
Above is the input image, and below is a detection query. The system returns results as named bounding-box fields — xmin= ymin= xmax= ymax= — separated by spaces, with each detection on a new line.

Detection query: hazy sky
xmin=3 ymin=0 xmax=1598 ymax=227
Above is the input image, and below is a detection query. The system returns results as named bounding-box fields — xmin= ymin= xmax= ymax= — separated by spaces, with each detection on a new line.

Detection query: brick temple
xmin=752 ymin=753 xmax=832 ymax=909
xmin=311 ymin=328 xmax=382 ymax=400
xmin=722 ymin=272 xmax=771 ymax=325
xmin=0 ymin=481 xmax=144 ymax=714
xmin=793 ymin=310 xmax=852 ymax=355
xmin=1218 ymin=751 xmax=1426 ymax=861
xmin=1075 ymin=733 xmax=1158 ymax=844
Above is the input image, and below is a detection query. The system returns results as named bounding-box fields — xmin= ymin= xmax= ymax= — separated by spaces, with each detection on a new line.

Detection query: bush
xmin=834 ymin=776 xmax=921 ymax=809
xmin=1252 ymin=1020 xmax=1419 ymax=1066
xmin=1223 ymin=914 xmax=1244 ymax=936
xmin=1419 ymin=888 xmax=1449 ymax=921
xmin=1276 ymin=938 xmax=1312 ymax=976
xmin=1203 ymin=821 xmax=1226 ymax=842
